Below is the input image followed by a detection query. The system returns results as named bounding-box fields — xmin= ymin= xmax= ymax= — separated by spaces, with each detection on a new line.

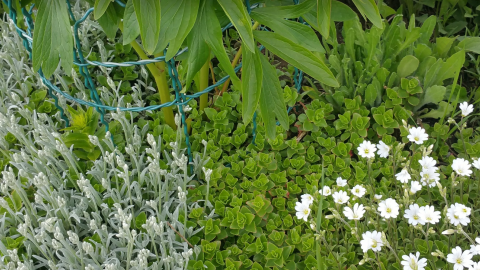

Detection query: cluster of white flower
xmin=295 ymin=194 xmax=314 ymax=221
xmin=404 ymin=204 xmax=441 ymax=225
xmin=447 ymin=203 xmax=471 ymax=226
xmin=357 ymin=140 xmax=391 ymax=159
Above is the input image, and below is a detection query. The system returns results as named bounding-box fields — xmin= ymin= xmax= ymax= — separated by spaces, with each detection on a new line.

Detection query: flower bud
xmin=442 ymin=229 xmax=456 ymax=235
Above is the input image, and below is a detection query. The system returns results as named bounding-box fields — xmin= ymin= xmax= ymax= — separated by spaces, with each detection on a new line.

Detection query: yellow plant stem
xmin=219 ymin=21 xmax=260 ymax=96
xmin=198 ymin=59 xmax=210 ymax=111
xmin=119 ymin=22 xmax=176 ymax=129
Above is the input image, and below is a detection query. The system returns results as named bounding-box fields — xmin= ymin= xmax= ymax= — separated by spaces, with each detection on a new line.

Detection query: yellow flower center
xmin=386 ymin=208 xmax=391 ymax=213
xmin=356 ymin=189 xmax=360 ymax=193
xmin=372 ymin=240 xmax=377 ymax=248
xmin=413 ymin=215 xmax=419 ymax=220
xmin=414 ymin=136 xmax=419 ymax=141
xmin=364 ymin=149 xmax=369 ymax=154
xmin=303 ymin=209 xmax=309 ymax=215
xmin=456 ymin=258 xmax=462 ymax=264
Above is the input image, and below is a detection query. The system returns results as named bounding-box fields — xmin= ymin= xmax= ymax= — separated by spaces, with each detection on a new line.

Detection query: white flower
xmin=459 ymin=102 xmax=474 ymax=117
xmin=357 ymin=140 xmax=377 ymax=159
xmin=419 ymin=156 xmax=437 ymax=171
xmin=378 ymin=198 xmax=400 ymax=219
xmin=410 ymin=181 xmax=422 ymax=194
xmin=471 ymin=238 xmax=480 ymax=256
xmin=301 ymin=194 xmax=314 ymax=206
xmin=351 ymin=185 xmax=366 ymax=198
xmin=395 ymin=169 xmax=411 ymax=183
xmin=469 ymin=245 xmax=480 ymax=256
xmin=420 ymin=167 xmax=440 ymax=187
xmin=456 ymin=203 xmax=471 ymax=217
xmin=447 ymin=204 xmax=471 ymax=226
xmin=408 ymin=127 xmax=428 ymax=145
xmin=472 ymin=158 xmax=480 ymax=170
xmin=446 ymin=247 xmax=473 ymax=270
xmin=332 ymin=191 xmax=350 ymax=205
xmin=343 ymin=203 xmax=365 ymax=220
xmin=401 ymin=252 xmax=427 ymax=270
xmin=376 ymin=141 xmax=390 ymax=158
xmin=469 ymin=262 xmax=480 ymax=270
xmin=319 ymin=186 xmax=331 ymax=196
xmin=295 ymin=202 xmax=311 ymax=221
xmin=418 ymin=205 xmax=441 ymax=224
xmin=360 ymin=231 xmax=383 ymax=252
xmin=404 ymin=204 xmax=425 ymax=226
xmin=374 ymin=194 xmax=382 ymax=200
xmin=336 ymin=177 xmax=348 ymax=187
xmin=452 ymin=158 xmax=472 ymax=176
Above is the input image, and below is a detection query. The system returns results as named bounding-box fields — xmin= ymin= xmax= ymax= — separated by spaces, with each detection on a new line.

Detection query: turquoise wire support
xmin=5 ymin=0 xmax=306 ymax=169
xmin=3 ymin=0 xmax=71 ymax=126
xmin=69 ymin=5 xmax=111 ymax=137
xmin=164 ymin=54 xmax=194 ymax=174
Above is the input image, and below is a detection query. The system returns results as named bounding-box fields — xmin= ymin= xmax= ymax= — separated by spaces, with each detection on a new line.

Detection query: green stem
xmin=198 ymin=59 xmax=210 ymax=111
xmin=460 ymin=178 xmax=464 ymax=204
xmin=118 ymin=22 xmax=175 ymax=129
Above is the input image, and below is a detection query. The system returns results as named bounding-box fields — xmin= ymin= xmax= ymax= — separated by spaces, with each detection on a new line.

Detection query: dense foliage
xmin=1 ymin=0 xmax=480 ymax=270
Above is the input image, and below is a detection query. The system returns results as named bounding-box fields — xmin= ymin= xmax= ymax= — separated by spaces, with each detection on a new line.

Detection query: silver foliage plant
xmin=0 ymin=8 xmax=210 ymax=270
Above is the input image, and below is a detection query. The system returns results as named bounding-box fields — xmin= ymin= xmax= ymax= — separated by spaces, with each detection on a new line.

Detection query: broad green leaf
xmin=352 ymin=0 xmax=383 ymax=29
xmin=133 ymin=0 xmax=161 ymax=54
xmin=184 ymin=7 xmax=210 ymax=87
xmin=365 ymin=84 xmax=376 ymax=107
xmin=201 ymin=0 xmax=241 ymax=89
xmin=445 ymin=21 xmax=468 ymax=36
xmin=251 ymin=0 xmax=315 ymax=19
xmin=418 ymin=85 xmax=446 ymax=107
xmin=397 ymin=55 xmax=419 ymax=78
xmin=395 ymin=28 xmax=421 ymax=56
xmin=420 ymin=101 xmax=453 ymax=119
xmin=258 ymin=53 xmax=289 ymax=140
xmin=94 ymin=0 xmax=110 ymax=20
xmin=242 ymin=48 xmax=263 ymax=125
xmin=433 ymin=50 xmax=465 ymax=86
xmin=365 ymin=26 xmax=384 ymax=69
xmin=301 ymin=1 xmax=356 ymax=32
xmin=154 ymin=0 xmax=200 ymax=59
xmin=250 ymin=13 xmax=324 ymax=52
xmin=379 ymin=1 xmax=395 ymax=17
xmin=11 ymin=190 xmax=22 ymax=212
xmin=434 ymin=37 xmax=454 ymax=58
xmin=217 ymin=0 xmax=255 ymax=53
xmin=317 ymin=0 xmax=332 ymax=38
xmin=418 ymin=15 xmax=436 ymax=44
xmin=98 ymin=4 xmax=119 ymax=39
xmin=122 ymin=0 xmax=140 ymax=45
xmin=423 ymin=58 xmax=444 ymax=89
xmin=63 ymin=133 xmax=96 ymax=151
xmin=253 ymin=31 xmax=338 ymax=87
xmin=32 ymin=0 xmax=73 ymax=78
xmin=331 ymin=1 xmax=357 ymax=21
xmin=135 ymin=212 xmax=147 ymax=229
xmin=458 ymin=37 xmax=480 ymax=54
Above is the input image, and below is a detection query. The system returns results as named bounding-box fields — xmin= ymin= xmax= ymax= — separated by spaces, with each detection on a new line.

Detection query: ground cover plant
xmin=1 ymin=0 xmax=480 ymax=270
